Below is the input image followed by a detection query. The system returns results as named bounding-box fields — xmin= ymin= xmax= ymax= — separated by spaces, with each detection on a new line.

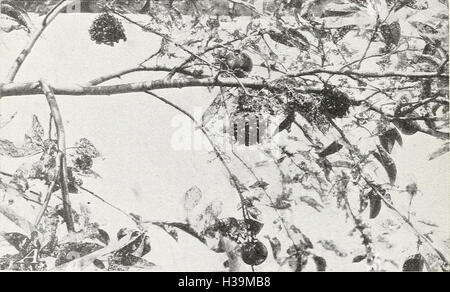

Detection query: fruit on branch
xmin=241 ymin=240 xmax=268 ymax=266
xmin=319 ymin=86 xmax=351 ymax=119
xmin=380 ymin=21 xmax=401 ymax=47
xmin=218 ymin=50 xmax=253 ymax=78
xmin=89 ymin=13 xmax=127 ymax=46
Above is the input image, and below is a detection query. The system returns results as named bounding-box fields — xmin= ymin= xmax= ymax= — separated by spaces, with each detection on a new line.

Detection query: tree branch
xmin=86 ymin=65 xmax=208 ymax=86
xmin=5 ymin=1 xmax=75 ymax=82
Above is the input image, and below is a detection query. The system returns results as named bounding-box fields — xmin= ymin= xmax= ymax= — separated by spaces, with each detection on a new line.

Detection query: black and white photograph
xmin=0 ymin=0 xmax=449 ymax=273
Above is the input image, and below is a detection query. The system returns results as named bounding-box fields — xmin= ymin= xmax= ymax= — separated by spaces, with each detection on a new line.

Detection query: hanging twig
xmin=39 ymin=80 xmax=75 ymax=232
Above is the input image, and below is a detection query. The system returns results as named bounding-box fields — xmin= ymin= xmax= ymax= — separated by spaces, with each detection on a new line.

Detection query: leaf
xmin=374 ymin=146 xmax=397 ymax=184
xmin=31 ymin=115 xmax=44 ymax=144
xmin=229 ymin=175 xmax=248 ymax=192
xmin=0 ymin=1 xmax=32 ymax=32
xmin=0 ymin=139 xmax=19 ymax=157
xmin=75 ymin=138 xmax=101 ymax=158
xmin=183 ymin=186 xmax=202 ymax=211
xmin=299 ymin=196 xmax=323 ymax=212
xmin=245 ymin=218 xmax=264 ymax=235
xmin=379 ymin=127 xmax=402 ymax=154
xmin=428 ymin=142 xmax=450 ymax=160
xmin=318 ymin=240 xmax=347 ymax=257
xmin=0 ymin=232 xmax=35 ymax=255
xmin=0 ymin=203 xmax=38 ymax=235
xmin=202 ymin=93 xmax=224 ymax=126
xmin=353 ymin=254 xmax=367 ymax=263
xmin=368 ymin=191 xmax=382 ymax=219
xmin=393 ymin=116 xmax=421 ymax=135
xmin=403 ymin=254 xmax=426 ymax=272
xmin=318 ymin=141 xmax=343 ymax=157
xmin=157 ymin=222 xmax=206 ymax=244
xmin=55 ymin=242 xmax=104 ymax=266
xmin=249 ymin=180 xmax=269 ymax=190
xmin=274 ymin=112 xmax=296 ymax=135
xmin=313 ymin=256 xmax=327 ymax=271
xmin=265 ymin=236 xmax=281 ymax=261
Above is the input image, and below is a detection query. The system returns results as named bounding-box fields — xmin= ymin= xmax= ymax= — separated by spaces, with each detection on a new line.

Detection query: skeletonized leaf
xmin=318 ymin=141 xmax=343 ymax=157
xmin=369 ymin=191 xmax=382 ymax=219
xmin=403 ymin=254 xmax=426 ymax=272
xmin=183 ymin=186 xmax=202 ymax=211
xmin=428 ymin=142 xmax=450 ymax=160
xmin=75 ymin=138 xmax=101 ymax=158
xmin=0 ymin=139 xmax=21 ymax=157
xmin=374 ymin=146 xmax=397 ymax=185
xmin=202 ymin=93 xmax=223 ymax=126
xmin=31 ymin=115 xmax=44 ymax=144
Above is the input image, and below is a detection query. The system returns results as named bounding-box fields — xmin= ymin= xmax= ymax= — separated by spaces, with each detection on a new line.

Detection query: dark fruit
xmin=403 ymin=254 xmax=425 ymax=272
xmin=89 ymin=13 xmax=127 ymax=46
xmin=219 ymin=50 xmax=253 ymax=78
xmin=241 ymin=240 xmax=268 ymax=266
xmin=320 ymin=86 xmax=351 ymax=118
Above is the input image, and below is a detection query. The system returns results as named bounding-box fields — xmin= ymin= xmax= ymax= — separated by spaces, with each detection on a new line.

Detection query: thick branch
xmin=0 ymin=78 xmax=271 ymax=97
xmin=39 ymin=80 xmax=75 ymax=232
xmin=5 ymin=1 xmax=74 ymax=82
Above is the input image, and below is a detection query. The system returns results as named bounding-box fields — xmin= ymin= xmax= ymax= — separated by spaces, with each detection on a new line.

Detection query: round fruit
xmin=89 ymin=13 xmax=127 ymax=46
xmin=241 ymin=240 xmax=268 ymax=266
xmin=219 ymin=50 xmax=253 ymax=78
xmin=320 ymin=86 xmax=351 ymax=118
